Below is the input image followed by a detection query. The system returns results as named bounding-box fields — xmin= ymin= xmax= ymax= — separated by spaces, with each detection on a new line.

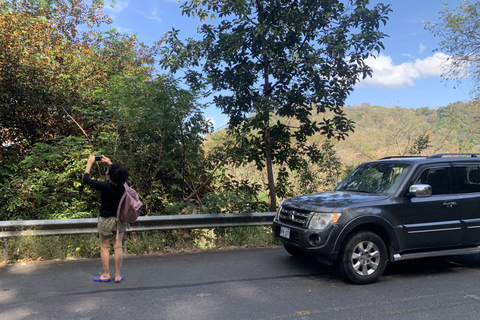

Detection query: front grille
xmin=278 ymin=207 xmax=311 ymax=227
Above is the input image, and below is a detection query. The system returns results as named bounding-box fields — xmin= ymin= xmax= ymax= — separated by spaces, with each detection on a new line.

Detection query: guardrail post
xmin=219 ymin=227 xmax=226 ymax=246
xmin=2 ymin=238 xmax=7 ymax=262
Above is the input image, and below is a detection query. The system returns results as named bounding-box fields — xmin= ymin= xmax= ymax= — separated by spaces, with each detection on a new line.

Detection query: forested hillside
xmin=336 ymin=101 xmax=480 ymax=166
xmin=205 ymin=101 xmax=480 ymax=201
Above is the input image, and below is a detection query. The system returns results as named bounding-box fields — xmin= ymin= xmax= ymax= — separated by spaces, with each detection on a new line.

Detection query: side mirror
xmin=409 ymin=184 xmax=432 ymax=198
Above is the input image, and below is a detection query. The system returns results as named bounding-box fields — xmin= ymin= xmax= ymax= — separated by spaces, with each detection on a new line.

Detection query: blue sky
xmin=102 ymin=0 xmax=472 ymax=129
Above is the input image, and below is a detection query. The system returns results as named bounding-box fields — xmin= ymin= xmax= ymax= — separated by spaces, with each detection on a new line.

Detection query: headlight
xmin=308 ymin=213 xmax=341 ymax=230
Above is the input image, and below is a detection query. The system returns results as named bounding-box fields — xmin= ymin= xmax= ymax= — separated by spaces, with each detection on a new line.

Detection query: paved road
xmin=1 ymin=246 xmax=480 ymax=320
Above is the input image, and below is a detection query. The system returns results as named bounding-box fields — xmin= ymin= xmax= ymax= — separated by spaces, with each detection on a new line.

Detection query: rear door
xmin=402 ymin=165 xmax=461 ymax=249
xmin=452 ymin=164 xmax=480 ymax=245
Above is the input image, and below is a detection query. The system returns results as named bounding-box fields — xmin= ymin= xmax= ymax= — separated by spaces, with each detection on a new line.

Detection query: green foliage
xmin=95 ymin=74 xmax=213 ymax=213
xmin=274 ymin=139 xmax=342 ymax=199
xmin=219 ymin=226 xmax=278 ymax=248
xmin=161 ymin=0 xmax=391 ymax=211
xmin=205 ymin=129 xmax=343 ymax=202
xmin=435 ymin=101 xmax=480 ymax=152
xmin=0 ymin=73 xmax=214 ymax=219
xmin=0 ymin=136 xmax=101 ymax=220
xmin=408 ymin=134 xmax=431 ymax=155
xmin=201 ymin=175 xmax=269 ymax=214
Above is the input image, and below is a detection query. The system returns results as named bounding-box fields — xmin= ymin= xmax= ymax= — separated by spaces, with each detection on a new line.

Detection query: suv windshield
xmin=336 ymin=162 xmax=411 ymax=194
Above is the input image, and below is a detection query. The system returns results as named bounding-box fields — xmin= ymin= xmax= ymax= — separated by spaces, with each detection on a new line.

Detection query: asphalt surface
xmin=1 ymin=246 xmax=480 ymax=320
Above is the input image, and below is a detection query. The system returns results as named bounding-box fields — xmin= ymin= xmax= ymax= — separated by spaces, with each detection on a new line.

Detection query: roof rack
xmin=379 ymin=156 xmax=426 ymax=160
xmin=428 ymin=153 xmax=480 ymax=158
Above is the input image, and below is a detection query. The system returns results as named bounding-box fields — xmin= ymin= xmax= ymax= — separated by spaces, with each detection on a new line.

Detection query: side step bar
xmin=393 ymin=246 xmax=480 ymax=262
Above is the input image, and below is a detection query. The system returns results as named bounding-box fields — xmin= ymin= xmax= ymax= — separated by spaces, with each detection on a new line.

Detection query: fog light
xmin=309 ymin=234 xmax=321 ymax=246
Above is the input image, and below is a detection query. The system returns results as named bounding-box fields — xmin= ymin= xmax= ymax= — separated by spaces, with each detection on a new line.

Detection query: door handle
xmin=443 ymin=201 xmax=457 ymax=208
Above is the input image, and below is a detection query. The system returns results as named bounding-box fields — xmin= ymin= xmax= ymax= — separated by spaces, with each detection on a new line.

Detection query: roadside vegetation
xmin=1 ymin=227 xmax=278 ymax=264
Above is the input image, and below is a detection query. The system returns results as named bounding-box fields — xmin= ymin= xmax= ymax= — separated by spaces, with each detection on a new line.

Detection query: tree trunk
xmin=259 ymin=18 xmax=276 ymax=212
xmin=264 ymin=118 xmax=277 ymax=212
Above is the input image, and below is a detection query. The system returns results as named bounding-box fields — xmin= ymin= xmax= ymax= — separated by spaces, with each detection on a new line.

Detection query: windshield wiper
xmin=341 ymin=189 xmax=375 ymax=193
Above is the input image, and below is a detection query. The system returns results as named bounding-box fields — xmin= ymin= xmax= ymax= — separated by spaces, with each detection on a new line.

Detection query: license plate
xmin=280 ymin=226 xmax=290 ymax=239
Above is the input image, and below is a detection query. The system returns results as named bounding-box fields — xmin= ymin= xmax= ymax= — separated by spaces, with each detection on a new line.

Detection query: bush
xmin=0 ymin=137 xmax=100 ymax=220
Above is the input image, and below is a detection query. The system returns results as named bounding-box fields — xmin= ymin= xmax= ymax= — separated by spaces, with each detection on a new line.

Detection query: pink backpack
xmin=116 ymin=182 xmax=142 ymax=238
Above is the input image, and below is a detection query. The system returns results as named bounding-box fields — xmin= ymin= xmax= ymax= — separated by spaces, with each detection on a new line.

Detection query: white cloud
xmin=357 ymin=53 xmax=451 ymax=88
xmin=134 ymin=7 xmax=162 ymax=24
xmin=418 ymin=42 xmax=426 ymax=54
xmin=148 ymin=16 xmax=162 ymax=23
xmin=103 ymin=0 xmax=130 ymax=14
xmin=415 ymin=53 xmax=450 ymax=77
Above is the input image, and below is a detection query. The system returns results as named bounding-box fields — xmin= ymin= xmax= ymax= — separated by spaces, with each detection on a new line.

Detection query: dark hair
xmin=108 ymin=164 xmax=128 ymax=185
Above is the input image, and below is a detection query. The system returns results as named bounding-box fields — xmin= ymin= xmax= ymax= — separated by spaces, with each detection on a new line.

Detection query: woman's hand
xmin=87 ymin=155 xmax=96 ymax=165
xmin=100 ymin=155 xmax=112 ymax=166
xmin=85 ymin=155 xmax=112 ymax=174
xmin=85 ymin=155 xmax=96 ymax=174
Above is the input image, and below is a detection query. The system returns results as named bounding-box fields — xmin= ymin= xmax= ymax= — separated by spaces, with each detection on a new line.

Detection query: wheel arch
xmin=333 ymin=216 xmax=400 ymax=262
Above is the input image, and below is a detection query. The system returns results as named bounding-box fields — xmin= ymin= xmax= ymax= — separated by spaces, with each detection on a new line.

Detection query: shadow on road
xmin=278 ymin=250 xmax=480 ymax=283
xmin=384 ymin=253 xmax=480 ymax=277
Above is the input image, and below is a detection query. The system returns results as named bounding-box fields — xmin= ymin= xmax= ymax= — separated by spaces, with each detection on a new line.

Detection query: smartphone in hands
xmin=94 ymin=156 xmax=102 ymax=161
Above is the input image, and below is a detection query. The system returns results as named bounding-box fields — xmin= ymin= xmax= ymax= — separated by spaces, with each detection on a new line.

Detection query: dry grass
xmin=0 ymin=226 xmax=280 ymax=265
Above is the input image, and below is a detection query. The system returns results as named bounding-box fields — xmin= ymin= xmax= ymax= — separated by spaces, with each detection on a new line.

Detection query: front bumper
xmin=273 ymin=221 xmax=342 ymax=264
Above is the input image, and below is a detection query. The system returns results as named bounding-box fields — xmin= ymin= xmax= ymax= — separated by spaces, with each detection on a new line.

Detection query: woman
xmin=83 ymin=155 xmax=128 ymax=283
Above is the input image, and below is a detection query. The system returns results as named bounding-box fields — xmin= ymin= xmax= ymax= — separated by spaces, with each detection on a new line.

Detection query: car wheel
xmin=338 ymin=231 xmax=387 ymax=284
xmin=283 ymin=244 xmax=309 ymax=258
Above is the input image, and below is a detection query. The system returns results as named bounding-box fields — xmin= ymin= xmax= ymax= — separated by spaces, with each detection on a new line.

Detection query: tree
xmin=97 ymin=74 xmax=213 ymax=211
xmin=0 ymin=0 xmax=157 ymax=157
xmin=0 ymin=0 xmax=108 ymax=155
xmin=161 ymin=0 xmax=391 ymax=211
xmin=425 ymin=0 xmax=480 ymax=101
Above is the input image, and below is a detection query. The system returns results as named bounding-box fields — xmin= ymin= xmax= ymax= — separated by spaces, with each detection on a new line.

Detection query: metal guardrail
xmin=0 ymin=212 xmax=276 ymax=238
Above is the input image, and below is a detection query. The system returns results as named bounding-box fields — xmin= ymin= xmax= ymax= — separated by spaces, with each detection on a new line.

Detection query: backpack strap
xmin=116 ymin=182 xmax=129 ymax=240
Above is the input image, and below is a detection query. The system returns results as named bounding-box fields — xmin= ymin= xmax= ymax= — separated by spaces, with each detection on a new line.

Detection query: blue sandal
xmin=93 ymin=276 xmax=110 ymax=282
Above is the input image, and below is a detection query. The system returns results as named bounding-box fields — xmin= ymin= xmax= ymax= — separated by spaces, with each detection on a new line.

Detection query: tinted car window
xmin=454 ymin=166 xmax=480 ymax=193
xmin=415 ymin=167 xmax=451 ymax=195
xmin=336 ymin=163 xmax=410 ymax=194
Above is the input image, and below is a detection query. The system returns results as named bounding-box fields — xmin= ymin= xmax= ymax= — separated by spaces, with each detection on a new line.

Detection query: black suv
xmin=273 ymin=153 xmax=480 ymax=284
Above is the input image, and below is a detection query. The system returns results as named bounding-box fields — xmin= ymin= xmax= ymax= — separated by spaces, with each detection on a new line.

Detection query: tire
xmin=338 ymin=231 xmax=387 ymax=284
xmin=284 ymin=244 xmax=309 ymax=258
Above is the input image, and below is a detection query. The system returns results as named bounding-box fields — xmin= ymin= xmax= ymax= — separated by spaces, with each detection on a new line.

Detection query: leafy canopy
xmin=161 ymin=0 xmax=391 ymax=210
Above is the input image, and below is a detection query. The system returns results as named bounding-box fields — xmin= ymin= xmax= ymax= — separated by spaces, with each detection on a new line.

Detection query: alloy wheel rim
xmin=351 ymin=240 xmax=381 ymax=276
